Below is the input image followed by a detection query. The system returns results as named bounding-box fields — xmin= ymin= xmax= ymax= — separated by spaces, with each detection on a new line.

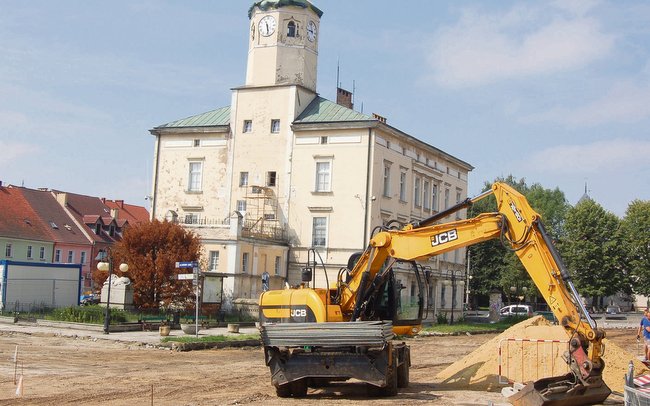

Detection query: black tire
xmin=367 ymin=369 xmax=398 ymax=397
xmin=275 ymin=383 xmax=292 ymax=398
xmin=291 ymin=379 xmax=308 ymax=397
xmin=397 ymin=359 xmax=409 ymax=388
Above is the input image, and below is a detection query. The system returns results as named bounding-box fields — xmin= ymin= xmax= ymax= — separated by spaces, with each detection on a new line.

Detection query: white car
xmin=499 ymin=304 xmax=534 ymax=318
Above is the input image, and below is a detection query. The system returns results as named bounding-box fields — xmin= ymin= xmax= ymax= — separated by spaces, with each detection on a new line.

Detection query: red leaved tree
xmin=112 ymin=220 xmax=202 ymax=309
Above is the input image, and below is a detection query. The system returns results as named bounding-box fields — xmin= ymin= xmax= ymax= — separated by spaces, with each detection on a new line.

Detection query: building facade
xmin=149 ymin=0 xmax=473 ymax=317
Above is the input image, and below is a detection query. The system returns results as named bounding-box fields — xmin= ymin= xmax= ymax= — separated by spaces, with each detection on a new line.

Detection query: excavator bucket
xmin=507 ymin=373 xmax=611 ymax=406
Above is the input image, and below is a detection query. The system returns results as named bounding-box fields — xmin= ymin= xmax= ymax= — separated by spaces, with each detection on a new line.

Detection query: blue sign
xmin=176 ymin=261 xmax=198 ymax=268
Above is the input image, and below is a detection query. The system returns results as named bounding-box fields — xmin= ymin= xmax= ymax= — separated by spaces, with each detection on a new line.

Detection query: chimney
xmin=56 ymin=192 xmax=68 ymax=206
xmin=336 ymin=87 xmax=353 ymax=109
xmin=111 ymin=208 xmax=119 ymax=220
xmin=116 ymin=200 xmax=124 ymax=208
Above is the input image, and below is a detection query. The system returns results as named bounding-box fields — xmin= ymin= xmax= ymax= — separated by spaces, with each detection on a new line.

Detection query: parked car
xmin=499 ymin=304 xmax=534 ymax=318
xmin=606 ymin=306 xmax=621 ymax=315
xmin=80 ymin=293 xmax=100 ymax=306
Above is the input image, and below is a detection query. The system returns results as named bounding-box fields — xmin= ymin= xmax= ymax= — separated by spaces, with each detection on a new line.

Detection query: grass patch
xmin=422 ymin=319 xmax=523 ymax=334
xmin=161 ymin=333 xmax=260 ymax=343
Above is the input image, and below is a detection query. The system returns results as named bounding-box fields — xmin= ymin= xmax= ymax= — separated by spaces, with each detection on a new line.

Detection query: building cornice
xmin=149 ymin=125 xmax=230 ymax=137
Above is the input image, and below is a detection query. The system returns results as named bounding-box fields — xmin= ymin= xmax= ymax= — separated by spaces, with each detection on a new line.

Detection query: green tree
xmin=111 ymin=220 xmax=202 ymax=309
xmin=560 ymin=199 xmax=625 ymax=309
xmin=620 ymin=200 xmax=650 ymax=299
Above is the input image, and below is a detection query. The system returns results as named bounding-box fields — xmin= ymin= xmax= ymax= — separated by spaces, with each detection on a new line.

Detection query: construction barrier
xmin=498 ymin=337 xmax=569 ymax=384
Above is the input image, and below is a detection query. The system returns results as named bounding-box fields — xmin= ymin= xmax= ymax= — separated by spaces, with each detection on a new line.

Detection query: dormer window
xmin=287 ymin=21 xmax=296 ymax=37
xmin=109 ymin=225 xmax=115 ymax=237
xmin=95 ymin=224 xmax=101 ymax=235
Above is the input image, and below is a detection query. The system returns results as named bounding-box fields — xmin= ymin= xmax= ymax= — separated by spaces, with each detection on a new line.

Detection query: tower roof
xmin=248 ymin=0 xmax=323 ymax=19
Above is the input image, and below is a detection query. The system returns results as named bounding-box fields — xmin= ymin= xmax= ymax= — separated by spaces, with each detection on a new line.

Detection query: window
xmin=109 ymin=225 xmax=115 ymax=237
xmin=236 ymin=200 xmax=247 ymax=212
xmin=432 ymin=184 xmax=439 ymax=211
xmin=271 ymin=119 xmax=280 ymax=133
xmin=80 ymin=251 xmax=87 ymax=264
xmin=242 ymin=252 xmax=249 ymax=273
xmin=399 ymin=170 xmax=407 ymax=201
xmin=287 ymin=21 xmax=296 ymax=37
xmin=239 ymin=172 xmax=249 ymax=187
xmin=27 ymin=245 xmax=33 ymax=259
xmin=383 ymin=162 xmax=391 ymax=197
xmin=414 ymin=177 xmax=421 ymax=207
xmin=209 ymin=251 xmax=220 ymax=271
xmin=67 ymin=250 xmax=74 ymax=263
xmin=315 ymin=161 xmax=331 ymax=192
xmin=193 ymin=139 xmax=200 ymax=147
xmin=243 ymin=120 xmax=252 ymax=133
xmin=184 ymin=213 xmax=199 ymax=224
xmin=267 ymin=171 xmax=277 ymax=187
xmin=312 ymin=217 xmax=327 ymax=247
xmin=423 ymin=180 xmax=430 ymax=210
xmin=274 ymin=256 xmax=281 ymax=275
xmin=444 ymin=188 xmax=450 ymax=209
xmin=456 ymin=191 xmax=462 ymax=204
xmin=55 ymin=249 xmax=61 ymax=262
xmin=320 ymin=136 xmax=328 ymax=144
xmin=188 ymin=161 xmax=203 ymax=192
xmin=441 ymin=284 xmax=446 ymax=307
xmin=95 ymin=223 xmax=101 ymax=235
xmin=39 ymin=247 xmax=45 ymax=260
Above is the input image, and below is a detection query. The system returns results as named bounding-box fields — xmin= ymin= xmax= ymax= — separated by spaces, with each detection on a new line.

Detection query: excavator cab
xmin=346 ymin=253 xmax=425 ymax=336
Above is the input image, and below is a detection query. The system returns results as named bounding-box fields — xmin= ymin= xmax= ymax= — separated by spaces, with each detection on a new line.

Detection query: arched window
xmin=287 ymin=21 xmax=296 ymax=37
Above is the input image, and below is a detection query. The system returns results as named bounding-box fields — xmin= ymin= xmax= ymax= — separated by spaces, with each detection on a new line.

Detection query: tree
xmin=111 ymin=220 xmax=202 ymax=309
xmin=560 ymin=199 xmax=625 ymax=309
xmin=620 ymin=200 xmax=650 ymax=299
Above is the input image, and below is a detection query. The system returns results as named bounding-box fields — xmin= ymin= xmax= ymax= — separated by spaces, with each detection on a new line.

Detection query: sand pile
xmin=435 ymin=316 xmax=647 ymax=393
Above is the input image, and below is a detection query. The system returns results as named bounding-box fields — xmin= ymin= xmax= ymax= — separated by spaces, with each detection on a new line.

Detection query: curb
xmin=167 ymin=339 xmax=261 ymax=352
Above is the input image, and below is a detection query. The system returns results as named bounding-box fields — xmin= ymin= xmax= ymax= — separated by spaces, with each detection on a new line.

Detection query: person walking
xmin=637 ymin=310 xmax=650 ymax=361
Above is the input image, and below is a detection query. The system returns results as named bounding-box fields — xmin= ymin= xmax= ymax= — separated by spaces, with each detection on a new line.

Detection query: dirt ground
xmin=0 ymin=329 xmax=636 ymax=405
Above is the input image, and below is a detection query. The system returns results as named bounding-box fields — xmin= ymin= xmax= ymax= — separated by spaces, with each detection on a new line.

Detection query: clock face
xmin=307 ymin=20 xmax=317 ymax=42
xmin=258 ymin=15 xmax=276 ymax=37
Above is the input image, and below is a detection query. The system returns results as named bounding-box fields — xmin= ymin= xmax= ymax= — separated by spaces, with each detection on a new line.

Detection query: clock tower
xmin=246 ymin=0 xmax=322 ymax=92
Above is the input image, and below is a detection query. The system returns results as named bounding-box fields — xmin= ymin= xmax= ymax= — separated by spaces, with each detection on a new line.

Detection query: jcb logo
xmin=431 ymin=229 xmax=458 ymax=247
xmin=291 ymin=309 xmax=307 ymax=317
xmin=509 ymin=201 xmax=523 ymax=222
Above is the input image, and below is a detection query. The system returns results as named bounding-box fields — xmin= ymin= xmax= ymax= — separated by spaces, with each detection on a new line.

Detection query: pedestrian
xmin=637 ymin=309 xmax=650 ymax=361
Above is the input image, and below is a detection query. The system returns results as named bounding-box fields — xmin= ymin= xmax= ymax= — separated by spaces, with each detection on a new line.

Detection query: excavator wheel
xmin=275 ymin=379 xmax=308 ymax=398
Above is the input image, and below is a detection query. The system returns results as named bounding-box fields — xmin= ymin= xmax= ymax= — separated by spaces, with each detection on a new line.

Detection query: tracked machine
xmin=258 ymin=183 xmax=611 ymax=405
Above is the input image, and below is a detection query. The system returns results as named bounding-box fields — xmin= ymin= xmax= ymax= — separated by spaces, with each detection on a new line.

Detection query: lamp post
xmin=96 ymin=249 xmax=128 ymax=334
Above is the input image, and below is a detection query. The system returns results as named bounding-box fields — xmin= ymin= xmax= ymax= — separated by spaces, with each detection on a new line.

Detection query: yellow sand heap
xmin=435 ymin=316 xmax=647 ymax=393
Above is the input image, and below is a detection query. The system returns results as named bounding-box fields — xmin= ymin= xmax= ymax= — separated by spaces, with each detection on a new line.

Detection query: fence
xmin=498 ymin=338 xmax=569 ymax=384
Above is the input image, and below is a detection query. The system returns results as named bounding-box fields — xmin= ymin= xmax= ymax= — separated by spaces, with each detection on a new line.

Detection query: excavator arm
xmin=339 ymin=182 xmax=609 ymax=405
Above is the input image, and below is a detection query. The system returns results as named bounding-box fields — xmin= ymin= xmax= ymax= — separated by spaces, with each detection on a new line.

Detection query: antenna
xmin=352 ymin=80 xmax=356 ymax=105
xmin=336 ymin=57 xmax=340 ymax=88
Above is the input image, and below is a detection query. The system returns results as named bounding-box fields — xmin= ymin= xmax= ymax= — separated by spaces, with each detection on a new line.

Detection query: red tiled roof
xmin=51 ymin=190 xmax=120 ymax=243
xmin=15 ymin=187 xmax=90 ymax=245
xmin=103 ymin=199 xmax=150 ymax=225
xmin=0 ymin=186 xmax=52 ymax=242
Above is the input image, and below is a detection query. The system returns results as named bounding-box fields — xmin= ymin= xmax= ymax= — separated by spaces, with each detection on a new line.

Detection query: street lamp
xmin=96 ymin=249 xmax=128 ymax=334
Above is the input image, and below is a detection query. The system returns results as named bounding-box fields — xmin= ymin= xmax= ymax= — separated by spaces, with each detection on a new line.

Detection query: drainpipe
xmin=363 ymin=128 xmax=373 ymax=247
xmin=151 ymin=131 xmax=161 ymax=220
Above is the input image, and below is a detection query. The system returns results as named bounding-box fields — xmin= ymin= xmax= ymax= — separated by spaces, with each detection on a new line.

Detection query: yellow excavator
xmin=259 ymin=182 xmax=610 ymax=405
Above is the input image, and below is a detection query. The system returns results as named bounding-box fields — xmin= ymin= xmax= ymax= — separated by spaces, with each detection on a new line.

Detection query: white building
xmin=149 ymin=0 xmax=473 ymax=317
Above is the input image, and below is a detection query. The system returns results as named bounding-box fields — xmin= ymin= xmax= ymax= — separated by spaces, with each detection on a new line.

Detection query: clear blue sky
xmin=1 ymin=1 xmax=648 ymax=217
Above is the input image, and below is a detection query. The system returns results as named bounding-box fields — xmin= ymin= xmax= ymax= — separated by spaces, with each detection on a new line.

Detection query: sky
xmin=1 ymin=0 xmax=649 ymax=217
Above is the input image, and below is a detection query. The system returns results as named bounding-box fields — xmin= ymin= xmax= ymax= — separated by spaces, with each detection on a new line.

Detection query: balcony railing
xmin=178 ymin=216 xmax=287 ymax=242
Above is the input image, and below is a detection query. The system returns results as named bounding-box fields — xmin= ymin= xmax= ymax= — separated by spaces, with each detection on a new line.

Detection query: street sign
xmin=177 ymin=274 xmax=194 ymax=280
xmin=176 ymin=261 xmax=198 ymax=268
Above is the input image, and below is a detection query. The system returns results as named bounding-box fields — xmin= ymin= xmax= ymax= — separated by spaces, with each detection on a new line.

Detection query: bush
xmin=436 ymin=312 xmax=448 ymax=325
xmin=47 ymin=305 xmax=128 ymax=324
